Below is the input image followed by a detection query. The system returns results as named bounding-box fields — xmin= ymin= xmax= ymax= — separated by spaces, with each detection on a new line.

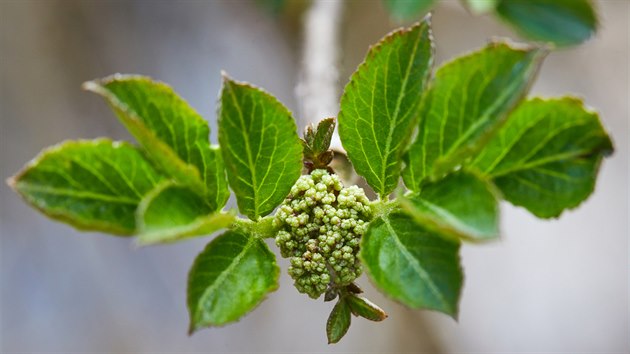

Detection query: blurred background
xmin=0 ymin=0 xmax=627 ymax=352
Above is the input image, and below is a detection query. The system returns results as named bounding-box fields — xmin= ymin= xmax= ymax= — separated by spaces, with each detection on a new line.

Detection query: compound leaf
xmin=326 ymin=298 xmax=352 ymax=344
xmin=339 ymin=19 xmax=434 ymax=198
xmin=403 ymin=41 xmax=546 ymax=189
xmin=471 ymin=97 xmax=613 ymax=218
xmin=361 ymin=211 xmax=463 ymax=317
xmin=219 ymin=75 xmax=302 ymax=219
xmin=496 ymin=0 xmax=598 ymax=47
xmin=8 ymin=139 xmax=164 ymax=235
xmin=84 ymin=75 xmax=229 ymax=210
xmin=401 ymin=171 xmax=499 ymax=241
xmin=383 ymin=0 xmax=438 ymax=21
xmin=136 ymin=182 xmax=236 ymax=245
xmin=188 ymin=229 xmax=279 ymax=332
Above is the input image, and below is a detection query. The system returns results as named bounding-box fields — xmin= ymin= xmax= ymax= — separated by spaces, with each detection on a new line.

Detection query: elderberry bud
xmin=274 ymin=169 xmax=371 ymax=299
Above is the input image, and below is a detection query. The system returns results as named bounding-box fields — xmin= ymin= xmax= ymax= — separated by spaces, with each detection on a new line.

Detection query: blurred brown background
xmin=1 ymin=0 xmax=628 ymax=352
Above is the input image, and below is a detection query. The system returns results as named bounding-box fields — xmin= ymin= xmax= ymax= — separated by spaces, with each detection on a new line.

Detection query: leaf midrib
xmin=226 ymin=84 xmax=260 ymax=218
xmin=440 ymin=59 xmax=535 ymax=163
xmin=17 ymin=183 xmax=139 ymax=205
xmin=412 ymin=198 xmax=484 ymax=238
xmin=382 ymin=216 xmax=451 ymax=312
xmin=378 ymin=25 xmax=424 ymax=197
xmin=196 ymin=234 xmax=256 ymax=324
xmin=490 ymin=149 xmax=596 ymax=178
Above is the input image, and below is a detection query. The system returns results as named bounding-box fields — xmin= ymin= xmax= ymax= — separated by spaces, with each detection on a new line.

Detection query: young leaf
xmin=403 ymin=41 xmax=546 ymax=189
xmin=496 ymin=0 xmax=598 ymax=47
xmin=360 ymin=211 xmax=463 ymax=317
xmin=339 ymin=19 xmax=434 ymax=198
xmin=302 ymin=118 xmax=336 ymax=170
xmin=400 ymin=171 xmax=500 ymax=241
xmin=326 ymin=298 xmax=352 ymax=344
xmin=8 ymin=139 xmax=164 ymax=235
xmin=383 ymin=0 xmax=438 ymax=21
xmin=187 ymin=230 xmax=279 ymax=333
xmin=136 ymin=182 xmax=236 ymax=245
xmin=471 ymin=97 xmax=613 ymax=218
xmin=219 ymin=75 xmax=302 ymax=220
xmin=312 ymin=117 xmax=336 ymax=154
xmin=83 ymin=75 xmax=229 ymax=210
xmin=346 ymin=294 xmax=388 ymax=321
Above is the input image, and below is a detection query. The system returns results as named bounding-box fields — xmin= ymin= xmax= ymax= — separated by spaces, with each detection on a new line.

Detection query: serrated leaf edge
xmin=219 ymin=72 xmax=302 ymax=219
xmin=339 ymin=16 xmax=435 ymax=198
xmin=360 ymin=214 xmax=463 ymax=319
xmin=83 ymin=76 xmax=207 ymax=195
xmin=188 ymin=233 xmax=280 ymax=333
xmin=7 ymin=138 xmax=149 ymax=236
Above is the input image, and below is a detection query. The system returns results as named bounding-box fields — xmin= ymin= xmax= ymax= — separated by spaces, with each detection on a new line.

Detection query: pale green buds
xmin=274 ymin=169 xmax=371 ymax=298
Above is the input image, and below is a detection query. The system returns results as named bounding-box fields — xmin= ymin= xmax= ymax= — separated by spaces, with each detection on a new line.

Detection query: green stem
xmin=233 ymin=215 xmax=279 ymax=239
xmin=370 ymin=199 xmax=398 ymax=219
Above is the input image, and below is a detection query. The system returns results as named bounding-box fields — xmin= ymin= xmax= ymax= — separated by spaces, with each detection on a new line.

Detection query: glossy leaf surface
xmin=9 ymin=139 xmax=164 ymax=235
xmin=84 ymin=75 xmax=229 ymax=210
xmin=403 ymin=41 xmax=546 ymax=188
xmin=326 ymin=298 xmax=352 ymax=344
xmin=401 ymin=172 xmax=499 ymax=241
xmin=136 ymin=182 xmax=235 ymax=245
xmin=496 ymin=0 xmax=598 ymax=47
xmin=471 ymin=97 xmax=613 ymax=218
xmin=361 ymin=211 xmax=463 ymax=317
xmin=347 ymin=295 xmax=388 ymax=321
xmin=339 ymin=19 xmax=433 ymax=197
xmin=219 ymin=76 xmax=302 ymax=219
xmin=188 ymin=230 xmax=279 ymax=332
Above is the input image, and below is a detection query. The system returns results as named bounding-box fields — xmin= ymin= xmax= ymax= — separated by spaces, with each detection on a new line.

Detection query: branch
xmin=296 ymin=0 xmax=345 ymax=150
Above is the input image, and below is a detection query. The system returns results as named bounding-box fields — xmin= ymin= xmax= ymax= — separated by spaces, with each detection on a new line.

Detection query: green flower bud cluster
xmin=274 ymin=169 xmax=371 ymax=299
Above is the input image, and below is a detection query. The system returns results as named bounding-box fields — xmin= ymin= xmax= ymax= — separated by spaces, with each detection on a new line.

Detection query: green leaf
xmin=135 ymin=182 xmax=236 ymax=245
xmin=8 ymin=139 xmax=164 ymax=235
xmin=339 ymin=19 xmax=434 ymax=198
xmin=471 ymin=97 xmax=613 ymax=218
xmin=326 ymin=298 xmax=352 ymax=344
xmin=403 ymin=41 xmax=546 ymax=189
xmin=219 ymin=75 xmax=303 ymax=219
xmin=383 ymin=0 xmax=438 ymax=21
xmin=312 ymin=117 xmax=336 ymax=155
xmin=496 ymin=0 xmax=598 ymax=47
xmin=346 ymin=294 xmax=388 ymax=321
xmin=302 ymin=118 xmax=336 ymax=170
xmin=463 ymin=0 xmax=498 ymax=15
xmin=187 ymin=229 xmax=279 ymax=332
xmin=201 ymin=146 xmax=231 ymax=212
xmin=83 ymin=75 xmax=229 ymax=210
xmin=361 ymin=211 xmax=463 ymax=317
xmin=400 ymin=172 xmax=499 ymax=241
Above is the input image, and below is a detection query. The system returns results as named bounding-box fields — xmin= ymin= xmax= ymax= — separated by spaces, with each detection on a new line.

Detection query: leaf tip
xmin=187 ymin=321 xmax=198 ymax=336
xmin=81 ymin=79 xmax=102 ymax=94
xmin=81 ymin=73 xmax=126 ymax=93
xmin=422 ymin=11 xmax=432 ymax=25
xmin=5 ymin=174 xmax=18 ymax=190
xmin=448 ymin=309 xmax=460 ymax=322
xmin=220 ymin=70 xmax=233 ymax=83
